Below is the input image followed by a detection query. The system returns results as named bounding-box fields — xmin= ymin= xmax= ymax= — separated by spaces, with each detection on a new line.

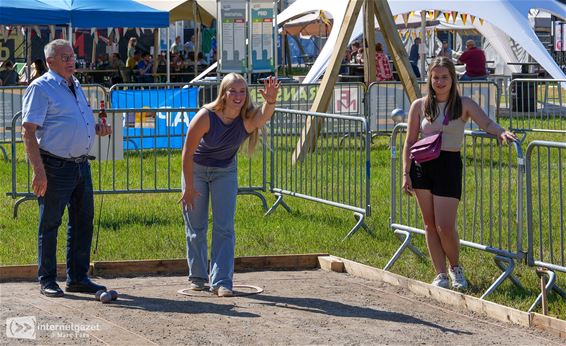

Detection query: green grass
xmin=0 ymin=129 xmax=564 ymax=319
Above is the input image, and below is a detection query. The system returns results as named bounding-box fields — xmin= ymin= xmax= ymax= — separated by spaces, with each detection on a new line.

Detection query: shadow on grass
xmin=247 ymin=294 xmax=472 ymax=335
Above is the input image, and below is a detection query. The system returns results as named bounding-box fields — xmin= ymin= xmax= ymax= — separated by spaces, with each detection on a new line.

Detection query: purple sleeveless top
xmin=193 ymin=109 xmax=251 ymax=168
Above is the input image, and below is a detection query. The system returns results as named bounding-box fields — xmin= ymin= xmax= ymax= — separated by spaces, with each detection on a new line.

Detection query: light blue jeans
xmin=182 ymin=160 xmax=238 ymax=290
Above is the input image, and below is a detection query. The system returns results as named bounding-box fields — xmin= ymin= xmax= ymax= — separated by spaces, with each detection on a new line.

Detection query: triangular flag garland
xmin=33 ymin=26 xmax=41 ymax=39
xmin=428 ymin=11 xmax=435 ymax=20
xmin=470 ymin=15 xmax=476 ymax=24
xmin=402 ymin=13 xmax=410 ymax=27
xmin=460 ymin=14 xmax=468 ymax=25
xmin=451 ymin=11 xmax=458 ymax=23
xmin=444 ymin=12 xmax=451 ymax=23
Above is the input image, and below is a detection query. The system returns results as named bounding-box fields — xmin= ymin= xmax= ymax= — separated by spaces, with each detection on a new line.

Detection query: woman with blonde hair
xmin=403 ymin=57 xmax=516 ymax=290
xmin=180 ymin=73 xmax=280 ymax=297
xmin=127 ymin=37 xmax=137 ymax=59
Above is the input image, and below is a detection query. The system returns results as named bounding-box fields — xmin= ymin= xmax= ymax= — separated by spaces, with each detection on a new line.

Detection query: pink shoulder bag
xmin=409 ymin=112 xmax=450 ymax=164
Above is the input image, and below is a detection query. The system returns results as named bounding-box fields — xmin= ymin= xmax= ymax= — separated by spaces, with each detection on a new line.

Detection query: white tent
xmin=278 ymin=0 xmax=566 ymax=83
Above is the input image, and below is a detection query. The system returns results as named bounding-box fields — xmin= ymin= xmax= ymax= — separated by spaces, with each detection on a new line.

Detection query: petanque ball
xmin=99 ymin=291 xmax=112 ymax=303
xmin=108 ymin=290 xmax=118 ymax=301
xmin=95 ymin=290 xmax=106 ymax=301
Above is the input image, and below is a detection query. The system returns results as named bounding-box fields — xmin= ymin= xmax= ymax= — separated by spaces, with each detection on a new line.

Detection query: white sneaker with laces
xmin=189 ymin=280 xmax=207 ymax=291
xmin=211 ymin=286 xmax=233 ymax=297
xmin=431 ymin=273 xmax=449 ymax=288
xmin=449 ymin=266 xmax=468 ymax=290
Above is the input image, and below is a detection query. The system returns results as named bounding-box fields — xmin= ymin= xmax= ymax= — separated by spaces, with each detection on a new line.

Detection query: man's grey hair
xmin=44 ymin=39 xmax=72 ymax=59
xmin=466 ymin=40 xmax=476 ymax=47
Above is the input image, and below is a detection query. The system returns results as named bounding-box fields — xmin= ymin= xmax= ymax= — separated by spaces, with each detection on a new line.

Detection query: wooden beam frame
xmin=373 ymin=0 xmax=421 ymax=102
xmin=363 ymin=0 xmax=376 ymax=85
xmin=291 ymin=0 xmax=364 ymax=164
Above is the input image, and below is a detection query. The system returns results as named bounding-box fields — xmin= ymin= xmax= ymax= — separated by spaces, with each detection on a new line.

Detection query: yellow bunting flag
xmin=470 ymin=15 xmax=476 ymax=24
xmin=402 ymin=13 xmax=410 ymax=27
xmin=479 ymin=18 xmax=484 ymax=25
xmin=461 ymin=14 xmax=468 ymax=25
xmin=451 ymin=11 xmax=458 ymax=23
xmin=434 ymin=10 xmax=442 ymax=20
xmin=444 ymin=12 xmax=451 ymax=23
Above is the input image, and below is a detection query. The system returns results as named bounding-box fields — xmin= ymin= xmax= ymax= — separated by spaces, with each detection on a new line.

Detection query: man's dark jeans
xmin=37 ymin=155 xmax=94 ymax=286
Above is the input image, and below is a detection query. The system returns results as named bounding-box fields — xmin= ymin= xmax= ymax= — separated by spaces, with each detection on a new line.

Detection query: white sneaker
xmin=431 ymin=273 xmax=449 ymax=288
xmin=211 ymin=286 xmax=233 ymax=297
xmin=188 ymin=279 xmax=207 ymax=291
xmin=449 ymin=266 xmax=469 ymax=290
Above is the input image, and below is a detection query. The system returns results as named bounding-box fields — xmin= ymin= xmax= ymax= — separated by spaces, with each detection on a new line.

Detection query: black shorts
xmin=410 ymin=151 xmax=462 ymax=200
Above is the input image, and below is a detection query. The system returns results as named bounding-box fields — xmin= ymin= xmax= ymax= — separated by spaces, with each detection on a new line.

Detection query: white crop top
xmin=420 ymin=102 xmax=467 ymax=151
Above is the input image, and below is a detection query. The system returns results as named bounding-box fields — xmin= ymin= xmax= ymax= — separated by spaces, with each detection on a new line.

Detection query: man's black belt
xmin=40 ymin=149 xmax=95 ymax=163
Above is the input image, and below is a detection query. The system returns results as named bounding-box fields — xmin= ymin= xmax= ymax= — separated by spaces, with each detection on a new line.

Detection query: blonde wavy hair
xmin=205 ymin=73 xmax=260 ymax=155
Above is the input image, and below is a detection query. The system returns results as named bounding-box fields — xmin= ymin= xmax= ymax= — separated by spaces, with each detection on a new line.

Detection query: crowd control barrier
xmin=0 ymin=84 xmax=107 ymax=159
xmin=507 ymin=78 xmax=566 ymax=134
xmin=525 ymin=140 xmax=566 ymax=312
xmin=366 ymin=81 xmax=499 ymax=133
xmin=385 ymin=123 xmax=525 ymax=299
xmin=8 ymin=108 xmax=267 ymax=216
xmin=266 ymin=108 xmax=371 ymax=239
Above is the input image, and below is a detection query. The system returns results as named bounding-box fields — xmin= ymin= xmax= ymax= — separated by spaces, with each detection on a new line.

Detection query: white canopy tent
xmin=278 ymin=0 xmax=566 ymax=83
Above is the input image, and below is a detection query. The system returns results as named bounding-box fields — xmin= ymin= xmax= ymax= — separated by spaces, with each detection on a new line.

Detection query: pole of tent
xmin=420 ymin=10 xmax=426 ymax=81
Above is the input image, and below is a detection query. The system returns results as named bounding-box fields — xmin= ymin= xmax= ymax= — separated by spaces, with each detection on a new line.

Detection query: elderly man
xmin=458 ymin=39 xmax=488 ymax=80
xmin=22 ymin=39 xmax=112 ymax=297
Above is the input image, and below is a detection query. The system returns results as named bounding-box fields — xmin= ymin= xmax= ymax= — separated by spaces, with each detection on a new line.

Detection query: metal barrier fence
xmin=0 ymin=84 xmax=107 ymax=159
xmin=507 ymin=78 xmax=566 ymax=133
xmin=366 ymin=81 xmax=500 ymax=133
xmin=109 ymin=81 xmax=365 ymax=116
xmin=267 ymin=108 xmax=371 ymax=239
xmin=488 ymin=75 xmax=512 ymax=110
xmin=8 ymin=108 xmax=267 ymax=216
xmin=385 ymin=124 xmax=525 ymax=299
xmin=525 ymin=140 xmax=566 ymax=311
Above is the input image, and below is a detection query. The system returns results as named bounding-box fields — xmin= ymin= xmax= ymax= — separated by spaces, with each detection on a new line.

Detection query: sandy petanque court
xmin=0 ymin=256 xmax=564 ymax=345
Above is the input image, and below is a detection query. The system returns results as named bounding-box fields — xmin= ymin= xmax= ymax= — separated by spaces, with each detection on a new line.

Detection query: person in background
xmin=21 ymin=39 xmax=112 ymax=298
xmin=30 ymin=59 xmax=48 ymax=82
xmin=375 ymin=42 xmax=393 ymax=81
xmin=409 ymin=37 xmax=421 ymax=78
xmin=458 ymin=40 xmax=487 ymax=80
xmin=350 ymin=41 xmax=361 ymax=63
xmin=437 ymin=41 xmax=452 ymax=60
xmin=110 ymin=53 xmax=125 ymax=84
xmin=126 ymin=50 xmax=141 ymax=69
xmin=0 ymin=60 xmax=19 ymax=86
xmin=184 ymin=35 xmax=196 ymax=58
xmin=402 ymin=57 xmax=516 ymax=291
xmin=197 ymin=52 xmax=208 ymax=66
xmin=209 ymin=49 xmax=217 ymax=67
xmin=180 ymin=73 xmax=280 ymax=297
xmin=355 ymin=48 xmax=364 ymax=64
xmin=135 ymin=52 xmax=153 ymax=83
xmin=127 ymin=37 xmax=137 ymax=61
xmin=171 ymin=36 xmax=182 ymax=55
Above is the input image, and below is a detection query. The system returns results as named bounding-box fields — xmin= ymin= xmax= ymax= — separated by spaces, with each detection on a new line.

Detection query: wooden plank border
xmin=326 ymin=255 xmax=565 ymax=340
xmin=0 ymin=254 xmax=328 ymax=281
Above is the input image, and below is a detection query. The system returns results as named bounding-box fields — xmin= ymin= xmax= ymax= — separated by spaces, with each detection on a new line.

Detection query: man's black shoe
xmin=65 ymin=278 xmax=106 ymax=293
xmin=40 ymin=282 xmax=64 ymax=297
